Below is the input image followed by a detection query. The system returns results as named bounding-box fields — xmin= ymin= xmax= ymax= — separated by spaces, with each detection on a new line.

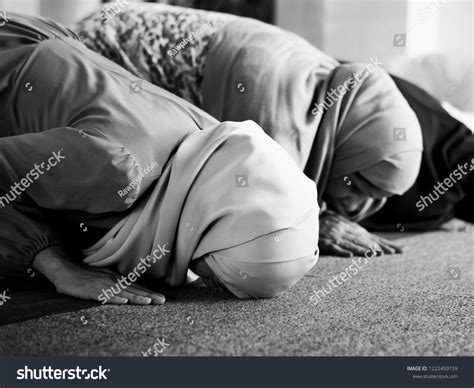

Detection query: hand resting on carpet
xmin=319 ymin=210 xmax=403 ymax=257
xmin=33 ymin=246 xmax=166 ymax=305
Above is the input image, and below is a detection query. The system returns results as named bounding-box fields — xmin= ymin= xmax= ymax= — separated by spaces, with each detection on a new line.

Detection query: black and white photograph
xmin=0 ymin=0 xmax=472 ymax=386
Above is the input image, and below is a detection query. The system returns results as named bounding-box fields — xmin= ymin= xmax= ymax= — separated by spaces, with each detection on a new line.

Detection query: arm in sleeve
xmin=0 ymin=202 xmax=62 ymax=277
xmin=0 ymin=126 xmax=143 ymax=276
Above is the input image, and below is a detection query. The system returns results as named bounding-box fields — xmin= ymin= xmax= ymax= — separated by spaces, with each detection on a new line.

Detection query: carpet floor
xmin=0 ymin=228 xmax=472 ymax=356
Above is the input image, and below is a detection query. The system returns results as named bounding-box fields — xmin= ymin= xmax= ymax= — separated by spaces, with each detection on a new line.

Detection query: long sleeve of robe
xmin=0 ymin=13 xmax=218 ymax=276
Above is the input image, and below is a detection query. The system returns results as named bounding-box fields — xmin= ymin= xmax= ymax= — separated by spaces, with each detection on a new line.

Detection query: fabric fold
xmin=84 ymin=120 xmax=319 ymax=298
xmin=202 ymin=19 xmax=423 ymax=211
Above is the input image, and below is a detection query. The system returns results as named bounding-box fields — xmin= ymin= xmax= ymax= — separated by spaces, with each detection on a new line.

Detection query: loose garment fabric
xmin=76 ymin=3 xmax=231 ymax=107
xmin=0 ymin=14 xmax=319 ymax=299
xmin=76 ymin=3 xmax=473 ymax=229
xmin=84 ymin=120 xmax=319 ymax=298
xmin=0 ymin=13 xmax=216 ymax=276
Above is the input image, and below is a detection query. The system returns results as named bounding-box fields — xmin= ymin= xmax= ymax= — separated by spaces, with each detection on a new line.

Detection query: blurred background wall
xmin=1 ymin=0 xmax=472 ymax=109
xmin=1 ymin=0 xmax=471 ymax=62
xmin=277 ymin=0 xmax=473 ymax=62
xmin=0 ymin=0 xmax=102 ymax=26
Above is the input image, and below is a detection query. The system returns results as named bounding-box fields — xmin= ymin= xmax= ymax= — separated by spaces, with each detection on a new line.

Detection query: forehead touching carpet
xmin=0 ymin=227 xmax=472 ymax=356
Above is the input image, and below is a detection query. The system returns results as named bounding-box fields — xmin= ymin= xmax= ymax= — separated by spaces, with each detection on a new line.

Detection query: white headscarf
xmin=84 ymin=121 xmax=319 ymax=298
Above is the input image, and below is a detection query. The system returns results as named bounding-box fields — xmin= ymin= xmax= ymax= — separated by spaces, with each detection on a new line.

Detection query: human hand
xmin=33 ymin=246 xmax=165 ymax=305
xmin=319 ymin=210 xmax=403 ymax=257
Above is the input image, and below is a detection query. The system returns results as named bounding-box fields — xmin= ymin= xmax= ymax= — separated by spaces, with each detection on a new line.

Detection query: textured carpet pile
xmin=0 ymin=229 xmax=472 ymax=356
